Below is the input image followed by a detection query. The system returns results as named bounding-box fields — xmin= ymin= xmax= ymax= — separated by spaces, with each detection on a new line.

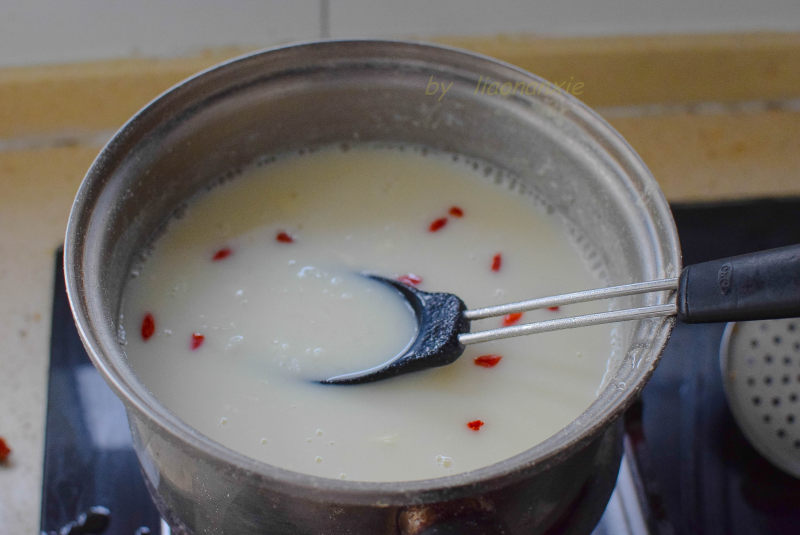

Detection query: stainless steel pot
xmin=64 ymin=40 xmax=680 ymax=534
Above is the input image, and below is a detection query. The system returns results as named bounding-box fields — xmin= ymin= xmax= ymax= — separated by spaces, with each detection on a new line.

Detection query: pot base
xmin=139 ymin=420 xmax=623 ymax=535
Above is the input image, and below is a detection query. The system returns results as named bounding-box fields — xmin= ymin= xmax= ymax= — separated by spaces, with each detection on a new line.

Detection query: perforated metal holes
xmin=721 ymin=319 xmax=800 ymax=478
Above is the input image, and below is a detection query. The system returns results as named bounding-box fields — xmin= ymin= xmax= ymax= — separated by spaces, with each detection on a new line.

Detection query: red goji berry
xmin=474 ymin=355 xmax=503 ymax=368
xmin=548 ymin=306 xmax=560 ymax=312
xmin=212 ymin=247 xmax=232 ymax=261
xmin=141 ymin=313 xmax=155 ymax=341
xmin=397 ymin=273 xmax=423 ymax=286
xmin=502 ymin=312 xmax=523 ymax=326
xmin=467 ymin=420 xmax=485 ymax=431
xmin=276 ymin=231 xmax=294 ymax=243
xmin=0 ymin=437 xmax=10 ymax=463
xmin=449 ymin=206 xmax=464 ymax=218
xmin=491 ymin=253 xmax=502 ymax=272
xmin=191 ymin=333 xmax=205 ymax=350
xmin=428 ymin=217 xmax=448 ymax=233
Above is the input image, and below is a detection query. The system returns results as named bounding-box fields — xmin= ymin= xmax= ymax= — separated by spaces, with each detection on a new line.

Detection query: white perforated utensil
xmin=721 ymin=318 xmax=800 ymax=478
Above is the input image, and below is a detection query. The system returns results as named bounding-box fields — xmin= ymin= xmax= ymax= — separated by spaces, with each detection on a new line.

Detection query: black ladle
xmin=321 ymin=245 xmax=800 ymax=385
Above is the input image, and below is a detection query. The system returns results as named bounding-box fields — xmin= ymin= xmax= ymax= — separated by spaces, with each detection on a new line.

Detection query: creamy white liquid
xmin=121 ymin=146 xmax=612 ymax=482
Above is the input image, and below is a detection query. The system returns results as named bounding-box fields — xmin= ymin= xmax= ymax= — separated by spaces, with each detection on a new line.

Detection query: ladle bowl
xmin=324 ymin=245 xmax=800 ymax=385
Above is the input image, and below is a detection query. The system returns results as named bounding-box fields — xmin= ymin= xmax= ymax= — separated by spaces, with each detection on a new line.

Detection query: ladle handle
xmin=677 ymin=244 xmax=800 ymax=323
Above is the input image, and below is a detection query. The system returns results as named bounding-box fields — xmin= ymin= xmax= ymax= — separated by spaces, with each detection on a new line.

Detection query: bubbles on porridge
xmin=117 ymin=322 xmax=128 ymax=346
xmin=435 ymin=454 xmax=454 ymax=469
xmin=225 ymin=335 xmax=244 ymax=351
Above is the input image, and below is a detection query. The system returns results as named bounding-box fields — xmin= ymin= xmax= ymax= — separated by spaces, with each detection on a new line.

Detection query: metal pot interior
xmin=65 ymin=40 xmax=680 ymax=502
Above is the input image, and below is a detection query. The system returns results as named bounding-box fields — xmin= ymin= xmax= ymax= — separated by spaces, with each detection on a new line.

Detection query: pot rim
xmin=64 ymin=38 xmax=681 ymax=506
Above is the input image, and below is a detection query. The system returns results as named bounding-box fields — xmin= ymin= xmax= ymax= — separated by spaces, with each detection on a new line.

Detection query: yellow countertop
xmin=1 ymin=34 xmax=799 ymax=532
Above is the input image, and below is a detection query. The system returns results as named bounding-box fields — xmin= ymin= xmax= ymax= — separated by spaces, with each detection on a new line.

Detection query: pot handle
xmin=677 ymin=244 xmax=800 ymax=323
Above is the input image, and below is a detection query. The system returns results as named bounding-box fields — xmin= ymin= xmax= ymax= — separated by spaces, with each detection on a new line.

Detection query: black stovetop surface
xmin=41 ymin=198 xmax=800 ymax=535
xmin=632 ymin=199 xmax=800 ymax=535
xmin=42 ymin=261 xmax=161 ymax=534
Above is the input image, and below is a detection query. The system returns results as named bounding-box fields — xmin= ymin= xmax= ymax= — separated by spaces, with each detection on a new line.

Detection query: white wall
xmin=3 ymin=0 xmax=800 ymax=67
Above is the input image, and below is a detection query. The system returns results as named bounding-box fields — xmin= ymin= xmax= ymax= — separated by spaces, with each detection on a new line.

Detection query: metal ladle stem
xmin=325 ymin=246 xmax=800 ymax=385
xmin=459 ymin=278 xmax=679 ymax=345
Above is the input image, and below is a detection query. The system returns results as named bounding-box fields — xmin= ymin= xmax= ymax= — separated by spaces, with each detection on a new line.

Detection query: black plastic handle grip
xmin=677 ymin=244 xmax=800 ymax=323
